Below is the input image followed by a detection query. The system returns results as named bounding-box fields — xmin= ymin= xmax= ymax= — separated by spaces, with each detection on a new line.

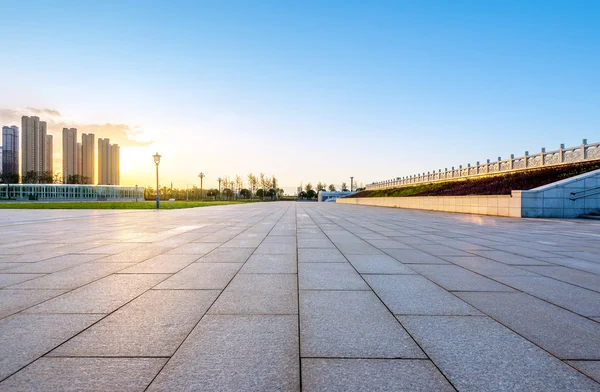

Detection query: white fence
xmin=366 ymin=139 xmax=600 ymax=190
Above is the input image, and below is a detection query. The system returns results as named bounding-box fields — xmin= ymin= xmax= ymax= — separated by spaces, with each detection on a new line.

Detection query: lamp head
xmin=153 ymin=152 xmax=161 ymax=164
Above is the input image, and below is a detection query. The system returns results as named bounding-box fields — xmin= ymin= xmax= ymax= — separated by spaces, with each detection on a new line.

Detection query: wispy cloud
xmin=0 ymin=108 xmax=153 ymax=147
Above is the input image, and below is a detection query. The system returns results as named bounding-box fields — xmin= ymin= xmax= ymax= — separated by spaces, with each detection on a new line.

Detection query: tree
xmin=207 ymin=189 xmax=219 ymax=198
xmin=305 ymin=183 xmax=313 ymax=192
xmin=22 ymin=171 xmax=39 ymax=184
xmin=65 ymin=174 xmax=91 ymax=184
xmin=39 ymin=171 xmax=54 ymax=184
xmin=240 ymin=189 xmax=250 ymax=199
xmin=298 ymin=191 xmax=306 ymax=200
xmin=223 ymin=188 xmax=233 ymax=200
xmin=256 ymin=188 xmax=265 ymax=198
xmin=341 ymin=182 xmax=348 ymax=192
xmin=0 ymin=172 xmax=19 ymax=185
xmin=268 ymin=188 xmax=276 ymax=199
xmin=277 ymin=188 xmax=284 ymax=197
xmin=306 ymin=189 xmax=316 ymax=200
xmin=247 ymin=173 xmax=258 ymax=196
xmin=235 ymin=175 xmax=243 ymax=193
xmin=328 ymin=184 xmax=336 ymax=192
xmin=316 ymin=182 xmax=325 ymax=191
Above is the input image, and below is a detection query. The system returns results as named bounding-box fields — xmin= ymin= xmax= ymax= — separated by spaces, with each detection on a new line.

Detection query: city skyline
xmin=0 ymin=1 xmax=598 ymax=191
xmin=1 ymin=116 xmax=120 ymax=185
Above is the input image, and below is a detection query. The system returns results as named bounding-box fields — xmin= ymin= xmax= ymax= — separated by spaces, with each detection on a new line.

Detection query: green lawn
xmin=0 ymin=200 xmax=251 ymax=209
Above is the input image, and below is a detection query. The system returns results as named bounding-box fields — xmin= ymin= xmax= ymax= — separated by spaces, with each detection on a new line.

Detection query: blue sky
xmin=1 ymin=0 xmax=598 ymax=191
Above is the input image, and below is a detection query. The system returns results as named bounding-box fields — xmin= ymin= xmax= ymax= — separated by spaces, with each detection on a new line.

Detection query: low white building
xmin=318 ymin=191 xmax=357 ymax=202
xmin=0 ymin=184 xmax=143 ymax=201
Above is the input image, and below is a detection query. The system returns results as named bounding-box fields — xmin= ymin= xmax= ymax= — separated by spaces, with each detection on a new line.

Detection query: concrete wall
xmin=337 ymin=194 xmax=522 ymax=217
xmin=519 ymin=168 xmax=600 ymax=218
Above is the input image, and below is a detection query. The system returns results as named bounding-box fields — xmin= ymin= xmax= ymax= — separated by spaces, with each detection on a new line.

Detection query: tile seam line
xmin=142 ymin=203 xmax=294 ymax=391
xmin=301 ymin=203 xmax=460 ymax=392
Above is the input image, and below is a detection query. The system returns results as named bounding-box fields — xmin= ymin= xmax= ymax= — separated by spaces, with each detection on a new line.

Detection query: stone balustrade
xmin=366 ymin=139 xmax=600 ymax=190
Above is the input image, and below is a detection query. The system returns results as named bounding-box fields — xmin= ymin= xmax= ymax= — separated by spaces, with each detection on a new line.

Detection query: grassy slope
xmin=351 ymin=160 xmax=600 ymax=198
xmin=0 ymin=201 xmax=250 ymax=209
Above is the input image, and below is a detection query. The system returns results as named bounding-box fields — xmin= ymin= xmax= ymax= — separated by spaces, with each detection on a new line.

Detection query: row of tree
xmin=297 ymin=181 xmax=364 ymax=200
xmin=143 ymin=186 xmax=284 ymax=201
xmin=0 ymin=171 xmax=92 ymax=185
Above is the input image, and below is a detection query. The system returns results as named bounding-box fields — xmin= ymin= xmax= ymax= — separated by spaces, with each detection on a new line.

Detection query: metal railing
xmin=570 ymin=185 xmax=600 ymax=201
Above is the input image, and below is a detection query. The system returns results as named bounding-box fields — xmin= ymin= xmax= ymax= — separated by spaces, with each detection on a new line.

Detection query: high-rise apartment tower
xmin=1 ymin=125 xmax=19 ymax=175
xmin=21 ymin=116 xmax=47 ymax=177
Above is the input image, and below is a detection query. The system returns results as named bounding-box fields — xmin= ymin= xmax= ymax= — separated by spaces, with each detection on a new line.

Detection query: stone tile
xmin=365 ymin=275 xmax=481 ymax=315
xmin=26 ymin=274 xmax=169 ymax=314
xmin=399 ymin=315 xmax=600 ymax=392
xmin=0 ymin=274 xmax=45 ymax=289
xmin=566 ymin=361 xmax=600 ymax=383
xmin=442 ymin=256 xmax=538 ymax=277
xmin=346 ymin=254 xmax=416 ymax=274
xmin=298 ymin=238 xmax=335 ymax=249
xmin=196 ymin=247 xmax=255 ymax=263
xmin=147 ymin=315 xmax=299 ymax=391
xmin=409 ymin=264 xmax=513 ymax=292
xmin=97 ymin=246 xmax=171 ymax=263
xmin=300 ymin=290 xmax=425 ymax=358
xmin=118 ymin=254 xmax=198 ymax=274
xmin=301 ymin=359 xmax=454 ymax=392
xmin=0 ymin=357 xmax=166 ymax=392
xmin=0 ymin=313 xmax=102 ymax=380
xmin=494 ymin=276 xmax=600 ymax=317
xmin=0 ymin=289 xmax=66 ymax=319
xmin=365 ymin=239 xmax=413 ymax=249
xmin=239 ymin=254 xmax=297 ymax=274
xmin=254 ymin=241 xmax=297 ymax=255
xmin=382 ymin=249 xmax=449 ymax=264
xmin=332 ymin=240 xmax=383 ymax=255
xmin=545 ymin=257 xmax=600 ymax=275
xmin=470 ymin=250 xmax=551 ymax=265
xmin=221 ymin=237 xmax=264 ymax=248
xmin=0 ymin=263 xmax=23 ymax=272
xmin=299 ymin=263 xmax=369 ymax=290
xmin=79 ymin=243 xmax=144 ymax=255
xmin=519 ymin=265 xmax=600 ymax=292
xmin=154 ymin=263 xmax=241 ymax=290
xmin=410 ymin=244 xmax=473 ymax=256
xmin=165 ymin=242 xmax=221 ymax=255
xmin=50 ymin=290 xmax=218 ymax=357
xmin=298 ymin=248 xmax=347 ymax=263
xmin=458 ymin=292 xmax=600 ymax=359
xmin=209 ymin=274 xmax=297 ymax=315
xmin=3 ymin=254 xmax=108 ymax=274
xmin=10 ymin=263 xmax=135 ymax=290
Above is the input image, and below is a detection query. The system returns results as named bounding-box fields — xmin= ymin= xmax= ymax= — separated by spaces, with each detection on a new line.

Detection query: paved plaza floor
xmin=1 ymin=202 xmax=600 ymax=391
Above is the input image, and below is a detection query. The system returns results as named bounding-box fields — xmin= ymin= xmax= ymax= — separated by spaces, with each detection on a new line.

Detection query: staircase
xmin=580 ymin=211 xmax=600 ymax=220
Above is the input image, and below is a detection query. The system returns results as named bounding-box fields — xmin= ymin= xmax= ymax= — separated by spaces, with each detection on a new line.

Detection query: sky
xmin=1 ymin=0 xmax=599 ymax=194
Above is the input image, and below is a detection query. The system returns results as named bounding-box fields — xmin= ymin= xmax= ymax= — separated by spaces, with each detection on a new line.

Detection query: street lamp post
xmin=198 ymin=172 xmax=205 ymax=200
xmin=153 ymin=152 xmax=161 ymax=209
xmin=135 ymin=185 xmax=138 ymax=202
xmin=350 ymin=176 xmax=354 ymax=192
xmin=217 ymin=177 xmax=222 ymax=200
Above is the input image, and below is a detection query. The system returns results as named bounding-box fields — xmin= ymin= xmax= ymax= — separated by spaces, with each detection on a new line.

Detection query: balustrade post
xmin=540 ymin=148 xmax=545 ymax=166
xmin=582 ymin=139 xmax=588 ymax=159
xmin=524 ymin=151 xmax=529 ymax=168
xmin=509 ymin=154 xmax=514 ymax=170
xmin=486 ymin=159 xmax=490 ymax=173
xmin=559 ymin=144 xmax=564 ymax=163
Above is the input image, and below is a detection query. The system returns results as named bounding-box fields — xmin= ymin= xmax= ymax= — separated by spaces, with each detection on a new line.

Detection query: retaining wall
xmin=337 ymin=169 xmax=600 ymax=219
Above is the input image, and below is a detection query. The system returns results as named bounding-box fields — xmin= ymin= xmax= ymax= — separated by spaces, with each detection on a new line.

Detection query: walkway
xmin=0 ymin=202 xmax=599 ymax=391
